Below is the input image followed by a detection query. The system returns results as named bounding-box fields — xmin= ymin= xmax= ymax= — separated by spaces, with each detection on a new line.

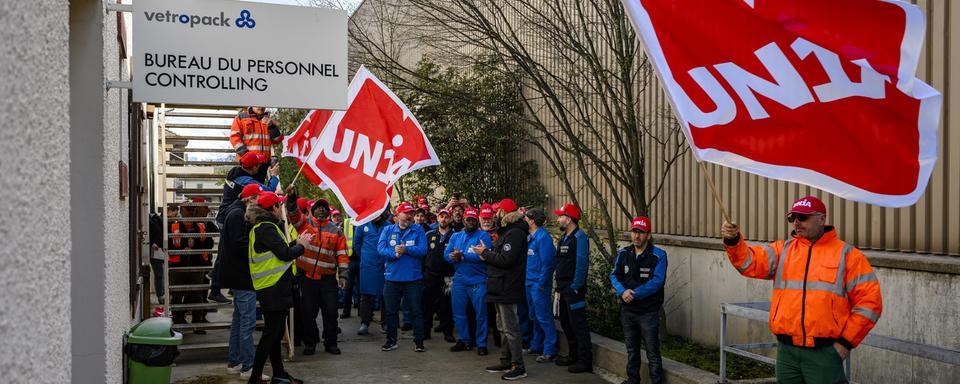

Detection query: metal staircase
xmin=153 ymin=105 xmax=294 ymax=357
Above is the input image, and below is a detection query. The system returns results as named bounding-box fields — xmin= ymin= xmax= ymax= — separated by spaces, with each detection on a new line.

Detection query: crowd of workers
xmin=150 ymin=107 xmax=884 ymax=384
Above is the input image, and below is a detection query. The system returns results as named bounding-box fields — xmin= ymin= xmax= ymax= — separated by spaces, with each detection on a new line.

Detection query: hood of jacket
xmin=245 ymin=204 xmax=278 ymax=225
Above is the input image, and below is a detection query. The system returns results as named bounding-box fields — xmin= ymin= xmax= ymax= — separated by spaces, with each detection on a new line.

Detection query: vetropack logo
xmin=143 ymin=9 xmax=256 ymax=29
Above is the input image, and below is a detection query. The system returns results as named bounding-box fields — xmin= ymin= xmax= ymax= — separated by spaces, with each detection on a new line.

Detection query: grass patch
xmin=661 ymin=335 xmax=775 ymax=380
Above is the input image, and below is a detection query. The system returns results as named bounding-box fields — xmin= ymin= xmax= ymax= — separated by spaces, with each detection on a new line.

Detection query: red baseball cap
xmin=498 ymin=198 xmax=518 ymax=213
xmin=553 ymin=203 xmax=581 ymax=220
xmin=396 ymin=202 xmax=416 ymax=215
xmin=296 ymin=197 xmax=310 ymax=210
xmin=331 ymin=209 xmax=341 ymax=216
xmin=418 ymin=203 xmax=430 ymax=211
xmin=437 ymin=208 xmax=451 ymax=216
xmin=788 ymin=196 xmax=827 ymax=216
xmin=418 ymin=197 xmax=428 ymax=204
xmin=464 ymin=207 xmax=480 ymax=220
xmin=631 ymin=216 xmax=651 ymax=232
xmin=479 ymin=204 xmax=495 ymax=219
xmin=192 ymin=197 xmax=206 ymax=203
xmin=240 ymin=184 xmax=262 ymax=199
xmin=257 ymin=191 xmax=286 ymax=208
xmin=239 ymin=152 xmax=264 ymax=168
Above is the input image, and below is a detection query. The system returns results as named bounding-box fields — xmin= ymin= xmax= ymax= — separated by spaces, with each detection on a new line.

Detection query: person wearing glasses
xmin=720 ymin=196 xmax=883 ymax=384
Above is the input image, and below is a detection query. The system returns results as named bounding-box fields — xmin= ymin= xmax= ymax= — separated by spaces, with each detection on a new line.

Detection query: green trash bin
xmin=125 ymin=317 xmax=183 ymax=384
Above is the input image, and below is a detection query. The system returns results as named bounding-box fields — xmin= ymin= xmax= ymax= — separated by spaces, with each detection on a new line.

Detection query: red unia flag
xmin=623 ymin=0 xmax=942 ymax=207
xmin=303 ymin=66 xmax=440 ymax=225
xmin=282 ymin=109 xmax=334 ymax=189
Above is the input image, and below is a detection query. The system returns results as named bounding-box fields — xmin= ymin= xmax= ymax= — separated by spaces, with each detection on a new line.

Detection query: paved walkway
xmin=171 ymin=307 xmax=613 ymax=384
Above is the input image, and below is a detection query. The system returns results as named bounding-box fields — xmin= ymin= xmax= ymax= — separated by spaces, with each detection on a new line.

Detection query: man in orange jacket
xmin=720 ymin=196 xmax=882 ymax=383
xmin=286 ymin=189 xmax=349 ymax=355
xmin=230 ymin=107 xmax=283 ymax=182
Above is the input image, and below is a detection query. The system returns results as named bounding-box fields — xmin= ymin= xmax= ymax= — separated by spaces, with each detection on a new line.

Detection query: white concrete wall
xmin=102 ymin=13 xmax=132 ymax=382
xmin=0 ymin=2 xmax=72 ymax=383
xmin=660 ymin=243 xmax=960 ymax=383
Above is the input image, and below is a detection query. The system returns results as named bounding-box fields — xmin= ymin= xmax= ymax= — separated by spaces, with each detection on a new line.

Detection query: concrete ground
xmin=171 ymin=305 xmax=614 ymax=384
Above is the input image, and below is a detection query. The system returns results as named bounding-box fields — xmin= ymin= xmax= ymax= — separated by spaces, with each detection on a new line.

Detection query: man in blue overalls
xmin=377 ymin=202 xmax=429 ymax=352
xmin=523 ymin=208 xmax=558 ymax=363
xmin=445 ymin=207 xmax=494 ymax=355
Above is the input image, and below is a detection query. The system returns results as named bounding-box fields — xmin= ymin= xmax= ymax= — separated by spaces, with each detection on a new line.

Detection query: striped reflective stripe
xmin=775 ymin=280 xmax=845 ymax=296
xmin=738 ymin=248 xmax=754 ymax=272
xmin=230 ymin=131 xmax=243 ymax=137
xmin=774 ymin=241 xmax=855 ymax=299
xmin=852 ymin=306 xmax=880 ymax=323
xmin=297 ymin=256 xmax=336 ymax=269
xmin=304 ymin=244 xmax=320 ymax=253
xmin=845 ymin=272 xmax=878 ymax=294
xmin=250 ymin=252 xmax=275 ymax=264
xmin=336 ymin=250 xmax=347 ymax=256
xmin=338 ymin=263 xmax=349 ymax=269
xmin=244 ymin=134 xmax=271 ymax=139
xmin=246 ymin=145 xmax=269 ymax=151
xmin=232 ymin=141 xmax=243 ymax=149
xmin=762 ymin=244 xmax=777 ymax=279
xmin=251 ymin=263 xmax=290 ymax=279
xmin=773 ymin=238 xmax=795 ymax=289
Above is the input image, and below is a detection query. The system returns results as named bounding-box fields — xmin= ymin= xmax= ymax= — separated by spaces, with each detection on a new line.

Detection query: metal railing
xmin=720 ymin=302 xmax=960 ymax=383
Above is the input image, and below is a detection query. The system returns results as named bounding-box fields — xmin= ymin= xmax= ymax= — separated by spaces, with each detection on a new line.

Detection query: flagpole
xmin=290 ymin=159 xmax=308 ymax=188
xmin=697 ymin=160 xmax=733 ymax=223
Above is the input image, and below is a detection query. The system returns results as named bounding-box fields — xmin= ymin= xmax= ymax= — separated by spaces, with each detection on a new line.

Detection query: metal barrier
xmin=719 ymin=302 xmax=960 ymax=383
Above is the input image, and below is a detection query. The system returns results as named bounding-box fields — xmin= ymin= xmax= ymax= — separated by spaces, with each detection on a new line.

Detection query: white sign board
xmin=132 ymin=0 xmax=347 ymax=109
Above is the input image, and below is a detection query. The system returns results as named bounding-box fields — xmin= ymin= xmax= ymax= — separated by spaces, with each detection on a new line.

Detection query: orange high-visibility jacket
xmin=724 ymin=226 xmax=882 ymax=349
xmin=293 ymin=215 xmax=349 ymax=280
xmin=229 ymin=111 xmax=281 ymax=158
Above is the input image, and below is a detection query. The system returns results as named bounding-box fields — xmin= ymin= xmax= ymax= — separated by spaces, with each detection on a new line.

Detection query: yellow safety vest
xmin=344 ymin=217 xmax=355 ymax=252
xmin=248 ymin=221 xmax=299 ymax=291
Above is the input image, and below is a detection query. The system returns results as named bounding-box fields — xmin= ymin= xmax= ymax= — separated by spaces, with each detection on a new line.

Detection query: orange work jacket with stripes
xmin=229 ymin=111 xmax=281 ymax=158
xmin=170 ymin=222 xmax=210 ymax=263
xmin=724 ymin=226 xmax=882 ymax=349
xmin=293 ymin=215 xmax=348 ymax=280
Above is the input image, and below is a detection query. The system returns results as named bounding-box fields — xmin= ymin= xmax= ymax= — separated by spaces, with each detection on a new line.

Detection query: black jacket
xmin=424 ymin=227 xmax=455 ymax=277
xmin=219 ymin=200 xmax=253 ymax=290
xmin=482 ymin=212 xmax=528 ymax=304
xmin=246 ymin=205 xmax=305 ymax=311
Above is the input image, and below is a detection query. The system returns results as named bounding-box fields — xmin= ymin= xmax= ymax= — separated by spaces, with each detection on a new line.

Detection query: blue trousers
xmin=526 ymin=284 xmax=557 ymax=355
xmin=227 ymin=289 xmax=257 ymax=371
xmin=452 ymin=281 xmax=487 ymax=348
xmin=383 ymin=280 xmax=424 ymax=342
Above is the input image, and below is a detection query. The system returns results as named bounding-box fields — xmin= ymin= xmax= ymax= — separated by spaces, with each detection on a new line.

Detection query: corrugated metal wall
xmin=352 ymin=0 xmax=960 ymax=256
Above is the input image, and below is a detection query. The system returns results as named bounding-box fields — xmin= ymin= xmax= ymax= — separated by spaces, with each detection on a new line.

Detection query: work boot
xmin=208 ymin=291 xmax=231 ymax=303
xmin=449 ymin=341 xmax=473 ymax=352
xmin=381 ymin=339 xmax=398 ymax=351
xmin=567 ymin=362 xmax=592 ymax=374
xmin=270 ymin=372 xmax=303 ymax=384
xmin=535 ymin=354 xmax=555 ymax=363
xmin=477 ymin=347 xmax=489 ymax=356
xmin=415 ymin=341 xmax=425 ymax=352
xmin=340 ymin=311 xmax=351 ymax=319
xmin=501 ymin=364 xmax=527 ymax=381
xmin=443 ymin=334 xmax=456 ymax=343
xmin=485 ymin=361 xmax=512 ymax=373
xmin=325 ymin=345 xmax=341 ymax=355
xmin=357 ymin=323 xmax=369 ymax=335
xmin=302 ymin=344 xmax=316 ymax=356
xmin=555 ymin=356 xmax=576 ymax=366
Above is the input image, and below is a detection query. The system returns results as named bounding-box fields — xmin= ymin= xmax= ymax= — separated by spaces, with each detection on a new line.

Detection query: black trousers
xmin=300 ymin=274 xmax=340 ymax=347
xmin=421 ymin=274 xmax=453 ymax=336
xmin=359 ymin=294 xmax=386 ymax=326
xmin=559 ymin=291 xmax=593 ymax=364
xmin=342 ymin=259 xmax=360 ymax=315
xmin=251 ymin=309 xmax=287 ymax=379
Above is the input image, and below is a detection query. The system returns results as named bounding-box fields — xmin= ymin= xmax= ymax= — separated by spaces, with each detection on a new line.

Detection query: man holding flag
xmin=720 ymin=197 xmax=882 ymax=382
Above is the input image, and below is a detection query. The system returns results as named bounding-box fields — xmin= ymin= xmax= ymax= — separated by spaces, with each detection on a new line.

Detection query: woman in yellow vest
xmin=244 ymin=191 xmax=314 ymax=384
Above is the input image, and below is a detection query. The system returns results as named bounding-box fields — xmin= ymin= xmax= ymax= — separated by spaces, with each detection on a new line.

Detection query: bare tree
xmin=350 ymin=0 xmax=687 ymax=260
